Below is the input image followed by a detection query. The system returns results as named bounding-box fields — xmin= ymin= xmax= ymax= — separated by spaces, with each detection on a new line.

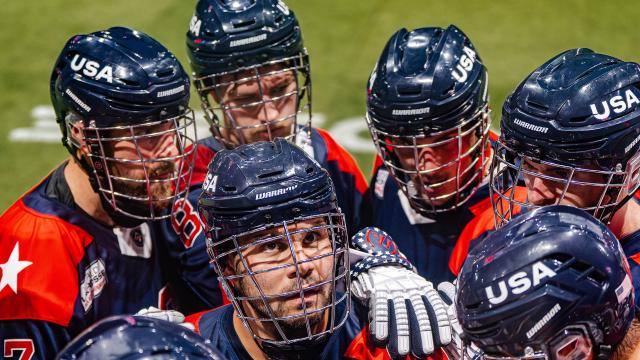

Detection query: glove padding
xmin=438 ymin=281 xmax=483 ymax=360
xmin=352 ymin=265 xmax=452 ymax=358
xmin=135 ymin=306 xmax=195 ymax=330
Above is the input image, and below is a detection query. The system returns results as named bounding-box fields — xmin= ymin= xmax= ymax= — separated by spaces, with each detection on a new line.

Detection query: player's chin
xmin=419 ymin=191 xmax=456 ymax=207
xmin=281 ymin=308 xmax=325 ymax=330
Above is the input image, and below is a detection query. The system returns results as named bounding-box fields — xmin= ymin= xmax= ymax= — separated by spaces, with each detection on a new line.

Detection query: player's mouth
xmin=284 ymin=288 xmax=320 ymax=305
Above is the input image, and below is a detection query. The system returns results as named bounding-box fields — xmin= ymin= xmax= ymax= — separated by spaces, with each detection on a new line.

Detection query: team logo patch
xmin=70 ymin=54 xmax=113 ymax=83
xmin=189 ymin=14 xmax=202 ymax=37
xmin=484 ymin=261 xmax=556 ymax=305
xmin=80 ymin=259 xmax=107 ymax=312
xmin=113 ymin=223 xmax=152 ymax=258
xmin=202 ymin=173 xmax=218 ymax=193
xmin=590 ymin=89 xmax=640 ymax=121
xmin=526 ymin=303 xmax=561 ymax=339
xmin=374 ymin=169 xmax=389 ymax=199
xmin=230 ymin=33 xmax=267 ymax=47
xmin=255 ymin=185 xmax=297 ymax=200
xmin=452 ymin=46 xmax=477 ymax=83
xmin=513 ymin=118 xmax=549 ymax=133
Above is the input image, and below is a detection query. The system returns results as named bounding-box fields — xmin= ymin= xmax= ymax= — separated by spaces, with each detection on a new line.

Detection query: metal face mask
xmin=490 ymin=139 xmax=639 ymax=227
xmin=368 ymin=106 xmax=491 ymax=214
xmin=206 ymin=212 xmax=350 ymax=347
xmin=79 ymin=110 xmax=197 ymax=221
xmin=194 ymin=53 xmax=311 ymax=148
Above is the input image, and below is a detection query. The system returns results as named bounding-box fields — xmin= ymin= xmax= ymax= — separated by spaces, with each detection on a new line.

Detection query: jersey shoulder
xmin=186 ymin=305 xmax=251 ymax=359
xmin=312 ymin=128 xmax=367 ymax=194
xmin=0 ymin=189 xmax=92 ymax=326
xmin=185 ymin=304 xmax=232 ymax=339
xmin=191 ymin=136 xmax=223 ymax=185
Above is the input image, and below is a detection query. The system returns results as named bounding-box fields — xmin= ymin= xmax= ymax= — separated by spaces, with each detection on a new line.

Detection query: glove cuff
xmin=350 ymin=253 xmax=413 ymax=279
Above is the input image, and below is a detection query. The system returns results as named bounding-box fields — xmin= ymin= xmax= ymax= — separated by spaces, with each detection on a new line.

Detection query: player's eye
xmin=303 ymin=231 xmax=322 ymax=245
xmin=261 ymin=239 xmax=286 ymax=253
xmin=232 ymin=94 xmax=261 ymax=105
xmin=270 ymin=83 xmax=290 ymax=97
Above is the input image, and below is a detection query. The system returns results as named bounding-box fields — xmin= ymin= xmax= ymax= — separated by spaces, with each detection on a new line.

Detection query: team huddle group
xmin=2 ymin=0 xmax=640 ymax=359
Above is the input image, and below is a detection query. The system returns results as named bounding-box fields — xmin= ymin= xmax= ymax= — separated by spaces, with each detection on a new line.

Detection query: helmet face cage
xmin=79 ymin=109 xmax=197 ymax=221
xmin=194 ymin=51 xmax=311 ymax=149
xmin=480 ymin=325 xmax=595 ymax=360
xmin=206 ymin=211 xmax=350 ymax=346
xmin=489 ymin=139 xmax=639 ymax=227
xmin=367 ymin=105 xmax=491 ymax=214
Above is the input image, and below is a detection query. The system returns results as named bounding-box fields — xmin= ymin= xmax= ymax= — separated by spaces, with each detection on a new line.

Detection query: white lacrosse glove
xmin=438 ymin=281 xmax=484 ymax=360
xmin=350 ymin=227 xmax=452 ymax=358
xmin=135 ymin=306 xmax=195 ymax=330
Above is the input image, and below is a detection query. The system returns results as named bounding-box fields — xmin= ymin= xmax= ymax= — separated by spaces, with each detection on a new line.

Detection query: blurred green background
xmin=2 ymin=0 xmax=640 ymax=211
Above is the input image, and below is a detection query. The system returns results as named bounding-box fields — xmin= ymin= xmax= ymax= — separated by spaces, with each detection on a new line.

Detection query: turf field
xmin=2 ymin=0 xmax=640 ymax=211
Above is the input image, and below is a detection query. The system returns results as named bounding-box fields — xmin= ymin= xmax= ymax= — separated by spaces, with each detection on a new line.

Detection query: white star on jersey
xmin=0 ymin=242 xmax=33 ymax=294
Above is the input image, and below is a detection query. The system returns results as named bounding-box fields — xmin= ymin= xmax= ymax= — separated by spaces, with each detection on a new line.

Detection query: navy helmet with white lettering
xmin=457 ymin=205 xmax=634 ymax=360
xmin=198 ymin=138 xmax=349 ymax=349
xmin=56 ymin=315 xmax=223 ymax=359
xmin=50 ymin=27 xmax=196 ymax=225
xmin=491 ymin=48 xmax=640 ymax=226
xmin=366 ymin=25 xmax=491 ymax=214
xmin=186 ymin=0 xmax=311 ymax=148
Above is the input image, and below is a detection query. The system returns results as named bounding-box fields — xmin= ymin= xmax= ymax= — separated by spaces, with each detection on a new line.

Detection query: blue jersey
xmin=621 ymin=229 xmax=640 ymax=315
xmin=0 ymin=162 xmax=171 ymax=359
xmin=360 ymin=155 xmax=496 ymax=285
xmin=186 ymin=300 xmax=397 ymax=360
xmin=164 ymin=129 xmax=368 ymax=314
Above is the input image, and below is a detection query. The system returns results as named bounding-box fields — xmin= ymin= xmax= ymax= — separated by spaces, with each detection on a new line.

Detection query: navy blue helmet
xmin=457 ymin=205 xmax=634 ymax=359
xmin=186 ymin=0 xmax=311 ymax=148
xmin=56 ymin=315 xmax=224 ymax=359
xmin=366 ymin=25 xmax=491 ymax=214
xmin=50 ymin=27 xmax=196 ymax=225
xmin=198 ymin=138 xmax=349 ymax=348
xmin=491 ymin=48 xmax=640 ymax=226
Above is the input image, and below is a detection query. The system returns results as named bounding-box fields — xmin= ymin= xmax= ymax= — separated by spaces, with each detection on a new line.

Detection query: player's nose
xmin=260 ymin=99 xmax=281 ymax=124
xmin=287 ymin=250 xmax=314 ymax=280
xmin=154 ymin=132 xmax=180 ymax=159
xmin=526 ymin=176 xmax=558 ymax=206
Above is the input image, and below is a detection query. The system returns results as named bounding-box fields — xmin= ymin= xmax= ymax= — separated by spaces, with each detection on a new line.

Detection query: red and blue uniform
xmin=163 ymin=129 xmax=368 ymax=314
xmin=480 ymin=185 xmax=640 ymax=315
xmin=186 ymin=300 xmax=395 ymax=360
xmin=620 ymin=231 xmax=640 ymax=315
xmin=0 ymin=162 xmax=172 ymax=359
xmin=360 ymin=150 xmax=497 ymax=285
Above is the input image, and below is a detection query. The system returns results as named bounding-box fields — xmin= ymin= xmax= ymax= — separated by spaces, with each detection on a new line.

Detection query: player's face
xmin=392 ymin=124 xmax=480 ymax=207
xmin=229 ymin=217 xmax=335 ymax=339
xmin=521 ymin=158 xmax=609 ymax=209
xmin=105 ymin=120 xmax=183 ymax=211
xmin=208 ymin=64 xmax=298 ymax=146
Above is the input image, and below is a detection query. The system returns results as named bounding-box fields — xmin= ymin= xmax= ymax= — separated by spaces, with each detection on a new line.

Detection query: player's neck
xmin=232 ymin=310 xmax=269 ymax=360
xmin=64 ymin=158 xmax=115 ymax=227
xmin=609 ymin=200 xmax=640 ymax=240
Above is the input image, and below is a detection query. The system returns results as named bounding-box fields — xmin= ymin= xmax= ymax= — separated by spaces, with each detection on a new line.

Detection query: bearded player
xmin=0 ymin=27 xmax=196 ymax=358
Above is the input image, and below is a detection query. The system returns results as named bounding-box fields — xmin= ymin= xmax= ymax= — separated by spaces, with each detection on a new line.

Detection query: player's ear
xmin=69 ymin=120 xmax=91 ymax=158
